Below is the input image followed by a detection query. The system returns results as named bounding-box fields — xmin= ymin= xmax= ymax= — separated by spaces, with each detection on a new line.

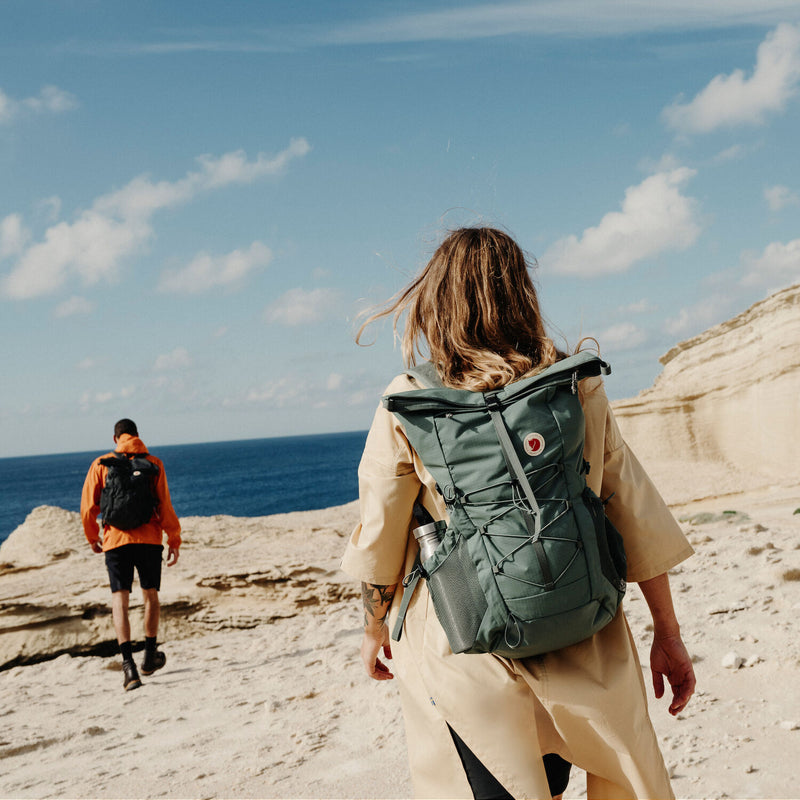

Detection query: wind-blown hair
xmin=357 ymin=227 xmax=562 ymax=391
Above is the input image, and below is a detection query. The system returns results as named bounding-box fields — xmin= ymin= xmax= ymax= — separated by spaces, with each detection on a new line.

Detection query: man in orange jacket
xmin=81 ymin=418 xmax=181 ymax=691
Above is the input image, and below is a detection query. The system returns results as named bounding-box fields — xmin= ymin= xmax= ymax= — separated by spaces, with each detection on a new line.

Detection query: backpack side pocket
xmin=584 ymin=487 xmax=627 ymax=594
xmin=426 ymin=533 xmax=487 ymax=654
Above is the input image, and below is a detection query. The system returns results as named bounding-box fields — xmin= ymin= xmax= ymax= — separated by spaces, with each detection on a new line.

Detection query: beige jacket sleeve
xmin=341 ymin=375 xmax=424 ymax=586
xmin=581 ymin=377 xmax=694 ymax=582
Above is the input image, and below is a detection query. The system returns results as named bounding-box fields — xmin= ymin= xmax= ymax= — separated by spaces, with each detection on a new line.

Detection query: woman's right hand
xmin=361 ymin=627 xmax=394 ymax=680
xmin=360 ymin=582 xmax=397 ymax=680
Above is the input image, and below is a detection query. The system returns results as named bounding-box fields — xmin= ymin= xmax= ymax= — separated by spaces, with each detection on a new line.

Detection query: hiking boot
xmin=123 ymin=659 xmax=141 ymax=691
xmin=141 ymin=649 xmax=166 ymax=676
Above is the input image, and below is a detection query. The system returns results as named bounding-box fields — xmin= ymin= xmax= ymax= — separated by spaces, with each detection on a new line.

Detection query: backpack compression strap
xmin=484 ymin=391 xmax=555 ymax=590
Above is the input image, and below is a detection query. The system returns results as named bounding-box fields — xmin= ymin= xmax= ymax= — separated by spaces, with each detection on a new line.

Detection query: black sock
xmin=145 ymin=636 xmax=157 ymax=654
xmin=119 ymin=641 xmax=133 ymax=662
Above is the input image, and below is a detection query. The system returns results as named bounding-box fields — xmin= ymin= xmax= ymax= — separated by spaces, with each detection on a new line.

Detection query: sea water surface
xmin=0 ymin=431 xmax=368 ymax=545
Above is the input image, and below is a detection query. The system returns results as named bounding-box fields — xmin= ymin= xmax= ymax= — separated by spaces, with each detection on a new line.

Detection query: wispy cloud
xmin=0 ymin=85 xmax=78 ymax=125
xmin=662 ymin=23 xmax=800 ymax=134
xmin=1 ymin=138 xmax=310 ymax=300
xmin=79 ymin=386 xmax=134 ymax=410
xmin=322 ymin=2 xmax=800 ymax=45
xmin=741 ymin=238 xmax=800 ymax=287
xmin=764 ymin=184 xmax=800 ymax=211
xmin=54 ymin=295 xmax=95 ymax=318
xmin=664 ymin=295 xmax=735 ymax=337
xmin=158 ymin=241 xmax=272 ymax=294
xmin=154 ymin=347 xmax=192 ymax=372
xmin=59 ymin=3 xmax=800 ymax=57
xmin=617 ymin=298 xmax=656 ymax=315
xmin=542 ymin=167 xmax=700 ymax=277
xmin=0 ymin=214 xmax=30 ymax=259
xmin=598 ymin=322 xmax=648 ymax=350
xmin=264 ymin=287 xmax=342 ymax=326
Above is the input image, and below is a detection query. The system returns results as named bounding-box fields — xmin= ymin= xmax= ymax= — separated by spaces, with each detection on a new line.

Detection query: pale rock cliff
xmin=612 ymin=283 xmax=800 ymax=505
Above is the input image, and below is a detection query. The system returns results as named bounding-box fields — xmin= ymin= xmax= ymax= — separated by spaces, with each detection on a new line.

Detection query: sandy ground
xmin=1 ymin=486 xmax=799 ymax=799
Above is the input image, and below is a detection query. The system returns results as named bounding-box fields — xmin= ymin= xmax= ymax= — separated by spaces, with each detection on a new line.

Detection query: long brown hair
xmin=357 ymin=227 xmax=562 ymax=391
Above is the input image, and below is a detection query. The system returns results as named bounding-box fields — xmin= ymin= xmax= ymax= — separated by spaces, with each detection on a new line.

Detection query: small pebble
xmin=722 ymin=651 xmax=744 ymax=669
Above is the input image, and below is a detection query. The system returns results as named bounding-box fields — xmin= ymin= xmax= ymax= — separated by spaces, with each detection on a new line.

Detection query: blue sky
xmin=2 ymin=2 xmax=799 ymax=457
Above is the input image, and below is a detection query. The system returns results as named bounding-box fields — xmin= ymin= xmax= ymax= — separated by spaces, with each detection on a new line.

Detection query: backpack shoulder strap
xmin=405 ymin=361 xmax=445 ymax=389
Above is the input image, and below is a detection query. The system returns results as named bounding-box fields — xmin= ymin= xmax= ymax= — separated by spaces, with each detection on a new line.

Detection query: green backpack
xmin=385 ymin=352 xmax=627 ymax=658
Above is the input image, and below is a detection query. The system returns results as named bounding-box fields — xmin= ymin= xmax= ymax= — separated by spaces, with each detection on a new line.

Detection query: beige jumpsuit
xmin=342 ymin=373 xmax=694 ymax=799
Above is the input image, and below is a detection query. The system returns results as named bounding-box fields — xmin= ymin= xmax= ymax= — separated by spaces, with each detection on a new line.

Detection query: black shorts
xmin=105 ymin=544 xmax=163 ymax=593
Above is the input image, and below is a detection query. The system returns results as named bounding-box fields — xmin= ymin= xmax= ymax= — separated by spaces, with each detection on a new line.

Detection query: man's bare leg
xmin=111 ymin=590 xmax=131 ymax=644
xmin=111 ymin=590 xmax=140 ymax=690
xmin=142 ymin=588 xmax=159 ymax=638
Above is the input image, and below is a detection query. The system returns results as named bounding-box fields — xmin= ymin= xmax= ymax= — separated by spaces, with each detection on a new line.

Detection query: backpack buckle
xmin=484 ymin=391 xmax=502 ymax=411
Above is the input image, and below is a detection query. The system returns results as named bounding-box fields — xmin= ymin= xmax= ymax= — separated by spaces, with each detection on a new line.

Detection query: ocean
xmin=0 ymin=431 xmax=368 ymax=546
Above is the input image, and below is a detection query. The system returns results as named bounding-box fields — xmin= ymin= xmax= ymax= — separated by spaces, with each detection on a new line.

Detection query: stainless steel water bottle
xmin=412 ymin=520 xmax=446 ymax=562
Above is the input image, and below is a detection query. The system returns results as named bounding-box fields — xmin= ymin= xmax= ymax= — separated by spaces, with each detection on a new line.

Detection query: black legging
xmin=448 ymin=725 xmax=571 ymax=799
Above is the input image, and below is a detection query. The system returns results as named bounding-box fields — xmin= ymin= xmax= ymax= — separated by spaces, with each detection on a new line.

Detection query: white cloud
xmin=2 ymin=138 xmax=310 ymax=300
xmin=0 ymin=85 xmax=78 ymax=124
xmin=741 ymin=238 xmax=800 ymax=287
xmin=597 ymin=322 xmax=647 ymax=350
xmin=154 ymin=347 xmax=192 ymax=372
xmin=662 ymin=23 xmax=800 ymax=134
xmin=764 ymin=184 xmax=800 ymax=211
xmin=54 ymin=295 xmax=95 ymax=318
xmin=23 ymin=85 xmax=78 ymax=114
xmin=158 ymin=241 xmax=272 ymax=294
xmin=264 ymin=287 xmax=341 ymax=326
xmin=0 ymin=214 xmax=30 ymax=259
xmin=543 ymin=168 xmax=700 ymax=277
xmin=326 ymin=373 xmax=344 ymax=391
xmin=77 ymin=357 xmax=99 ymax=370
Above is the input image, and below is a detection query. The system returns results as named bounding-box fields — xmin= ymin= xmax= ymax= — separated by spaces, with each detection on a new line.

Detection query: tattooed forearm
xmin=361 ymin=582 xmax=397 ymax=631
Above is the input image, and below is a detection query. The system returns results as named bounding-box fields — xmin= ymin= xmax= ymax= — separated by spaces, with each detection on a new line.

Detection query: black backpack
xmin=99 ymin=452 xmax=160 ymax=530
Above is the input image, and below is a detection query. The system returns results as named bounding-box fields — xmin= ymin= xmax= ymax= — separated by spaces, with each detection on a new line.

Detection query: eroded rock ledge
xmin=0 ymin=503 xmax=361 ymax=669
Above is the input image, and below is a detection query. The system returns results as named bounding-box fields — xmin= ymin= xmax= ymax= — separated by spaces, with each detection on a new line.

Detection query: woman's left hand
xmin=650 ymin=632 xmax=696 ymax=715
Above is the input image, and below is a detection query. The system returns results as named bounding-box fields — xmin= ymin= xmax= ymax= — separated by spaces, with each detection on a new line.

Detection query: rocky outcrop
xmin=0 ymin=503 xmax=361 ymax=669
xmin=613 ymin=283 xmax=800 ymax=504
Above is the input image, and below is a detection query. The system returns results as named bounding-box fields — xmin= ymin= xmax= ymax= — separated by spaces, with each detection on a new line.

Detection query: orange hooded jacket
xmin=81 ymin=433 xmax=181 ymax=552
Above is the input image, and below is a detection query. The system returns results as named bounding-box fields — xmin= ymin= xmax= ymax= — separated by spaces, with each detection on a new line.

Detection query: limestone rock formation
xmin=612 ymin=283 xmax=800 ymax=505
xmin=0 ymin=502 xmax=361 ymax=669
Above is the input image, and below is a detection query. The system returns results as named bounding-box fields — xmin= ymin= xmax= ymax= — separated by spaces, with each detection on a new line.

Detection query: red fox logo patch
xmin=523 ymin=432 xmax=545 ymax=457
